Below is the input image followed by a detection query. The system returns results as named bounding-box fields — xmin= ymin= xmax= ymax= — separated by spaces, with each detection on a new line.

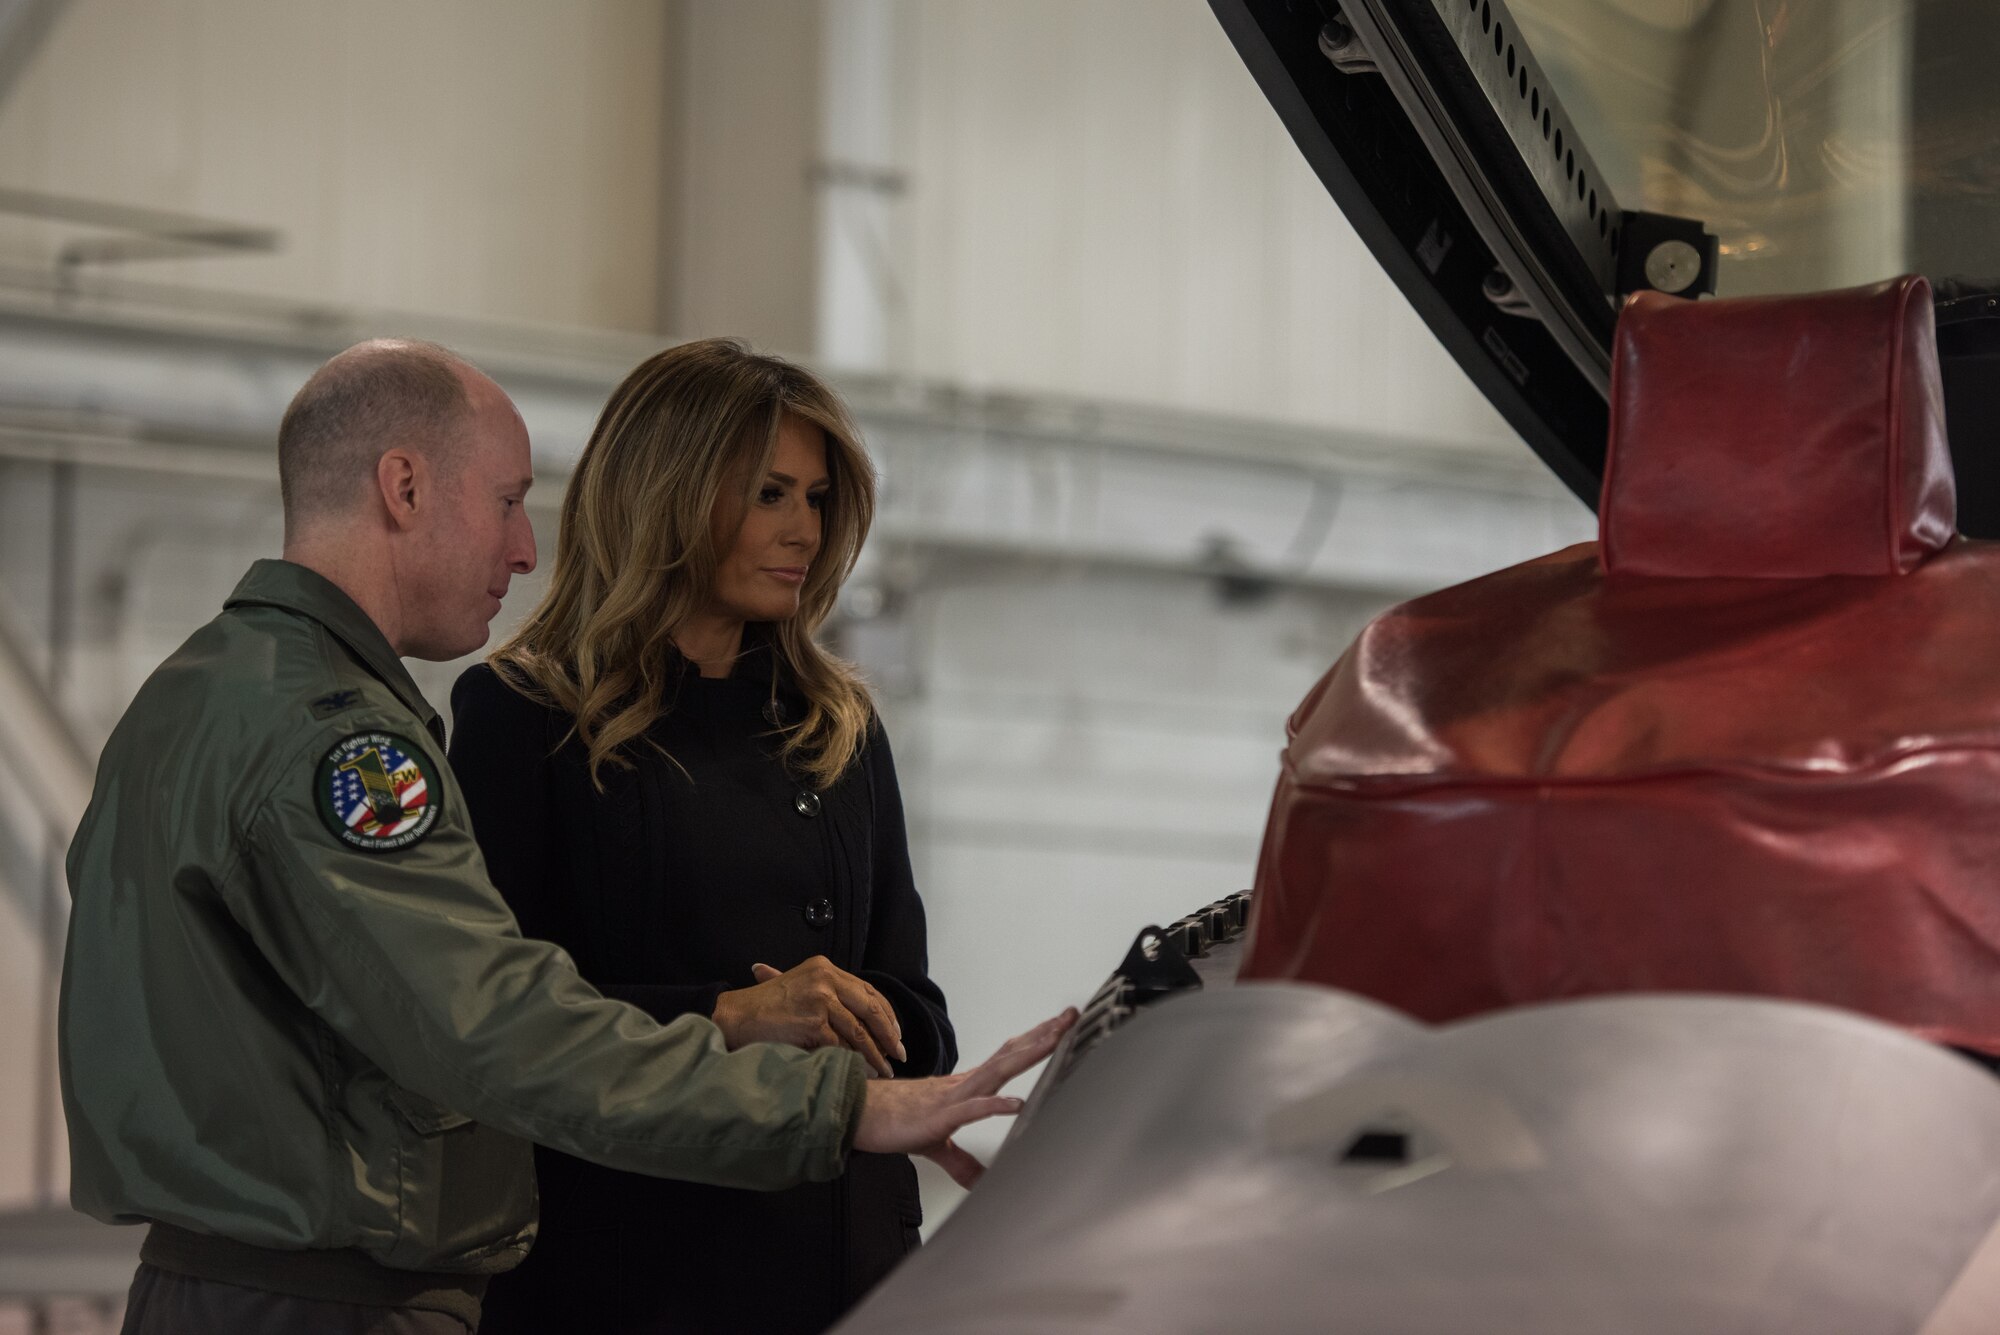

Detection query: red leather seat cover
xmin=1239 ymin=276 xmax=2000 ymax=1050
xmin=1602 ymin=277 xmax=1954 ymax=577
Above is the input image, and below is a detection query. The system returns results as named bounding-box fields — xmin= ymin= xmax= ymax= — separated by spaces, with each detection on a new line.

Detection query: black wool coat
xmin=448 ymin=653 xmax=956 ymax=1335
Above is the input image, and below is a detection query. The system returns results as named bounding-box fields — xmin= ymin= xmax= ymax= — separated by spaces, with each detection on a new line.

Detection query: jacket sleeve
xmin=856 ymin=721 xmax=959 ymax=1078
xmin=225 ymin=708 xmax=866 ymax=1191
xmin=591 ymin=979 xmax=732 ymax=1025
xmin=447 ymin=665 xmax=730 ymax=1025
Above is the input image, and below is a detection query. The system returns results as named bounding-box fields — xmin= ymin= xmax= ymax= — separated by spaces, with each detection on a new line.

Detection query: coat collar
xmin=665 ymin=636 xmax=809 ymax=727
xmin=669 ymin=635 xmax=786 ymax=689
xmin=225 ymin=559 xmax=443 ymax=740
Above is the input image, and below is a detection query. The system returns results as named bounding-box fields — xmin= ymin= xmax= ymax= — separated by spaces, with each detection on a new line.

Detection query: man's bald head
xmin=277 ymin=338 xmax=536 ymax=659
xmin=278 ymin=339 xmax=482 ymax=534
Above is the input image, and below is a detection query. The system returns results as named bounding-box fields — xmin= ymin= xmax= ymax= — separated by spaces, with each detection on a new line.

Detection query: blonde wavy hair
xmin=490 ymin=338 xmax=876 ymax=789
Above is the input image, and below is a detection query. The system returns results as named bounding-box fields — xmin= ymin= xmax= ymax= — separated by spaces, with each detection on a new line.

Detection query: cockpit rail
xmin=1005 ymin=890 xmax=1252 ymax=1145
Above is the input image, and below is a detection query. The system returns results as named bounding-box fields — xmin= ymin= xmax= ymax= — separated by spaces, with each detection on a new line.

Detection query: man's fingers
xmin=831 ymin=974 xmax=906 ymax=1065
xmin=750 ymin=963 xmax=781 ymax=983
xmin=852 ymin=1081 xmax=1027 ymax=1158
xmin=985 ymin=1008 xmax=1078 ymax=1064
xmin=922 ymin=1138 xmax=987 ymax=1190
xmin=935 ymin=1094 xmax=1025 ymax=1138
xmin=828 ymin=1006 xmax=894 ymax=1078
xmin=961 ymin=1009 xmax=1078 ymax=1098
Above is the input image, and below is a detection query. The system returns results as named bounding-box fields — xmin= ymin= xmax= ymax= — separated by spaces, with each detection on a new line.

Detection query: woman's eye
xmin=759 ymin=487 xmax=784 ymax=504
xmin=808 ymin=492 xmax=827 ymax=511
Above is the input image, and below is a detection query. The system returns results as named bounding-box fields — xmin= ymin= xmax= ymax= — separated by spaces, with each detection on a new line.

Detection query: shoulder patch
xmin=315 ymin=731 xmax=443 ymax=853
xmin=309 ymin=689 xmax=364 ymax=720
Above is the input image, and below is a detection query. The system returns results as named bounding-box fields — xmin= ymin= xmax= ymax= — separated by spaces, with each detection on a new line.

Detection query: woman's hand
xmin=855 ymin=1008 xmax=1079 ymax=1188
xmin=711 ymin=955 xmax=907 ymax=1077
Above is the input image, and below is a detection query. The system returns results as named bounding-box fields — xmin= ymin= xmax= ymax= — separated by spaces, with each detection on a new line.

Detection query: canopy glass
xmin=1506 ymin=0 xmax=1998 ymax=298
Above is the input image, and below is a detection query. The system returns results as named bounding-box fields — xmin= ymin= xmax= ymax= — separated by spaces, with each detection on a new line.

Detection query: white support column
xmin=813 ymin=0 xmax=909 ymax=372
xmin=657 ymin=0 xmax=823 ymax=353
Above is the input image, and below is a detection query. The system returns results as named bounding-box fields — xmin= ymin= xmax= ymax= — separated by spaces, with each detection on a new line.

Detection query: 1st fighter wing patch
xmin=315 ymin=731 xmax=442 ymax=852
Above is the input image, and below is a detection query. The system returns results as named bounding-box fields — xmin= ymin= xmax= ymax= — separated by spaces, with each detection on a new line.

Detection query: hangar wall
xmin=0 ymin=0 xmax=669 ymax=331
xmin=667 ymin=0 xmax=1526 ymax=445
xmin=0 ymin=0 xmax=1589 ymax=1270
xmin=0 ymin=0 xmax=1528 ymax=447
xmin=899 ymin=0 xmax=1521 ymax=446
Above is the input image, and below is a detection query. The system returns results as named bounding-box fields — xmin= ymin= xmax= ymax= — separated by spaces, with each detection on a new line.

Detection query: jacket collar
xmin=225 ymin=559 xmax=442 ymax=739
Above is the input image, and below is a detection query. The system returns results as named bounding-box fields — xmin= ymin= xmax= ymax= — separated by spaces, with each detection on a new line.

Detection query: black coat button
xmin=794 ymin=790 xmax=821 ymax=818
xmin=803 ymin=898 xmax=835 ymax=929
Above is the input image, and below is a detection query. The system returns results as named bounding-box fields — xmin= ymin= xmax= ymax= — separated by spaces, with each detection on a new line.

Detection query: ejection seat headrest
xmin=1599 ymin=274 xmax=1956 ymax=578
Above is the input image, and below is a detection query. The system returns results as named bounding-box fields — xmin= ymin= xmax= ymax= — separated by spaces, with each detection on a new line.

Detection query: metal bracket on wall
xmin=0 ymin=0 xmax=68 ymax=110
xmin=0 ymin=578 xmax=91 ymax=837
xmin=0 ymin=187 xmax=279 ymax=282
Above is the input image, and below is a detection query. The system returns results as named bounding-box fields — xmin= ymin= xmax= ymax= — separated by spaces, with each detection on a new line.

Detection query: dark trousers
xmin=121 ymin=1264 xmax=472 ymax=1335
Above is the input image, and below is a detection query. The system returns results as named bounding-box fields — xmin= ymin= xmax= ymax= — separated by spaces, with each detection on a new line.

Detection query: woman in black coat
xmin=448 ymin=338 xmax=956 ymax=1335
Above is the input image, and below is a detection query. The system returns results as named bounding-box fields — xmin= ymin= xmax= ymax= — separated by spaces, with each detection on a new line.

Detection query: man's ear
xmin=375 ymin=449 xmax=425 ymax=530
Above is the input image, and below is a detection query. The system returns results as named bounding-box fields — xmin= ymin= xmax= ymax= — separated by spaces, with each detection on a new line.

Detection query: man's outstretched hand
xmin=854 ymin=1008 xmax=1079 ymax=1189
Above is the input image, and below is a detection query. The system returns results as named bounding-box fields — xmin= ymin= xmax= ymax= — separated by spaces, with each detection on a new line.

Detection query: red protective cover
xmin=1239 ymin=276 xmax=2000 ymax=1051
xmin=1602 ymin=277 xmax=1954 ymax=576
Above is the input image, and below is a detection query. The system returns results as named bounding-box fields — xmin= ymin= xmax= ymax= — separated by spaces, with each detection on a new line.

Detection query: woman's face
xmin=707 ymin=412 xmax=829 ymax=625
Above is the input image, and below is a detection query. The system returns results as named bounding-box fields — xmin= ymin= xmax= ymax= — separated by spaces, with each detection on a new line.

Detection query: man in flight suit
xmin=59 ymin=340 xmax=1072 ymax=1333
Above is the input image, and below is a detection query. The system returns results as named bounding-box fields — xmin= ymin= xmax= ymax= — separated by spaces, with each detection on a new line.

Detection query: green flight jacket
xmin=59 ymin=559 xmax=867 ymax=1275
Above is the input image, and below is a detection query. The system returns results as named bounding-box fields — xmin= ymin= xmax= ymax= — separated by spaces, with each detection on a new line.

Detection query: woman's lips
xmin=764 ymin=567 xmax=807 ymax=586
